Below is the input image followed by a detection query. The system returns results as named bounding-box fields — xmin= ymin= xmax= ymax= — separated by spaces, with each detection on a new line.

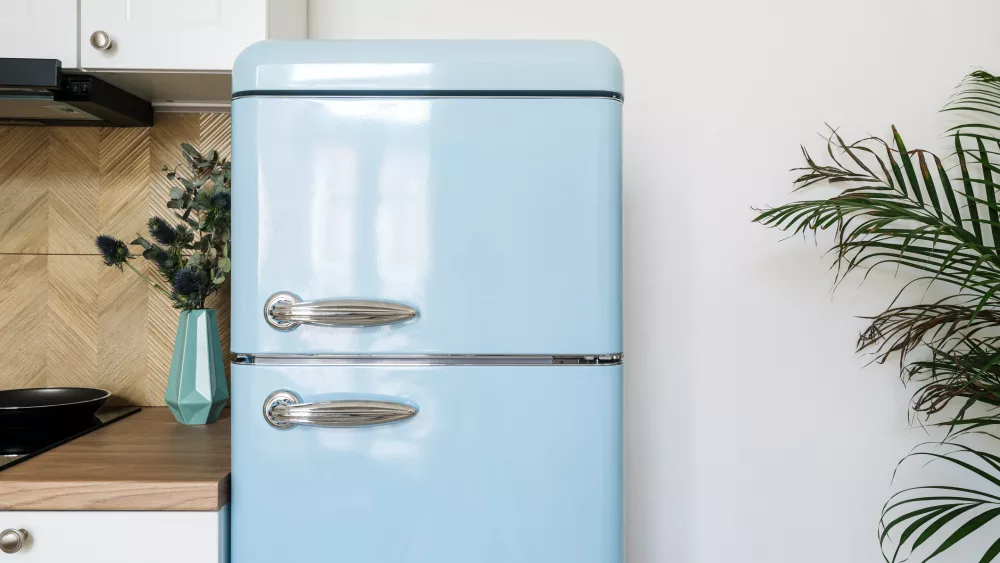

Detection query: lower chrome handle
xmin=0 ymin=529 xmax=27 ymax=554
xmin=263 ymin=391 xmax=417 ymax=429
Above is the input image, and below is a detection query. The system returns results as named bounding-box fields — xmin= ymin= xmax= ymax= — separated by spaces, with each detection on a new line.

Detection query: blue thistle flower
xmin=148 ymin=217 xmax=178 ymax=246
xmin=145 ymin=245 xmax=174 ymax=276
xmin=211 ymin=191 xmax=231 ymax=212
xmin=95 ymin=236 xmax=130 ymax=269
xmin=172 ymin=266 xmax=201 ymax=297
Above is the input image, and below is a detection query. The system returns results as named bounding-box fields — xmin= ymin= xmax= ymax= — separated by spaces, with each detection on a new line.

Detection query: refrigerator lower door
xmin=231 ymin=363 xmax=622 ymax=563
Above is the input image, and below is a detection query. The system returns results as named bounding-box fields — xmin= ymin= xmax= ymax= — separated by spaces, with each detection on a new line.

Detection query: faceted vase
xmin=165 ymin=309 xmax=229 ymax=425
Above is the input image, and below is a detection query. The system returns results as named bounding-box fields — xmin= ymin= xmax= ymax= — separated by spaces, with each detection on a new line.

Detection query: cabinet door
xmin=0 ymin=0 xmax=77 ymax=66
xmin=79 ymin=0 xmax=267 ymax=70
xmin=0 ymin=508 xmax=228 ymax=562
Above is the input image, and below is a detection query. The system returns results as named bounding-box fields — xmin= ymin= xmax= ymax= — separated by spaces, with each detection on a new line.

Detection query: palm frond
xmin=905 ymin=338 xmax=1000 ymax=417
xmin=755 ymin=70 xmax=1000 ymax=389
xmin=858 ymin=299 xmax=1000 ymax=363
xmin=881 ymin=441 xmax=1000 ymax=562
xmin=754 ymin=131 xmax=1000 ymax=296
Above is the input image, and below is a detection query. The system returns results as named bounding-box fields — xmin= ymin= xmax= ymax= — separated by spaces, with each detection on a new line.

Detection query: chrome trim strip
xmin=234 ymin=353 xmax=623 ymax=366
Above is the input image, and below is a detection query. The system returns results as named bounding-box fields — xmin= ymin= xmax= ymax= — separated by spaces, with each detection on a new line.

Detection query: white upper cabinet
xmin=0 ymin=0 xmax=78 ymax=66
xmin=79 ymin=0 xmax=306 ymax=71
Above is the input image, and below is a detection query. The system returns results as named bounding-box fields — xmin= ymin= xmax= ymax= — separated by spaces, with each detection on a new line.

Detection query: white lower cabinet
xmin=0 ymin=506 xmax=229 ymax=562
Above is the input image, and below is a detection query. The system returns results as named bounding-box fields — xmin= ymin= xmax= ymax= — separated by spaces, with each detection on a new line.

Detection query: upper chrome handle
xmin=0 ymin=529 xmax=28 ymax=554
xmin=263 ymin=391 xmax=417 ymax=429
xmin=89 ymin=30 xmax=113 ymax=51
xmin=264 ymin=292 xmax=417 ymax=331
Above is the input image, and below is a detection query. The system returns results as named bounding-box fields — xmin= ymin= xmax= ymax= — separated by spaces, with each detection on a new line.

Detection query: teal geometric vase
xmin=165 ymin=309 xmax=229 ymax=425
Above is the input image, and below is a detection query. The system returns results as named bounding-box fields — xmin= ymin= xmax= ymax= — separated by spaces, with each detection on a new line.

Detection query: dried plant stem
xmin=124 ymin=262 xmax=172 ymax=299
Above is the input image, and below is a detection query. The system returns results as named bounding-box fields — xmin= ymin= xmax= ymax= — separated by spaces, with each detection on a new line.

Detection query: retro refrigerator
xmin=230 ymin=40 xmax=623 ymax=563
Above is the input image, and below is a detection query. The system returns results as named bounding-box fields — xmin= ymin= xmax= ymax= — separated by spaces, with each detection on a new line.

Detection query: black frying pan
xmin=0 ymin=387 xmax=110 ymax=430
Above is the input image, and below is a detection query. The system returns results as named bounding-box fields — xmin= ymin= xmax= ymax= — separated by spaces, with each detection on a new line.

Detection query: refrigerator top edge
xmin=232 ymin=40 xmax=623 ymax=97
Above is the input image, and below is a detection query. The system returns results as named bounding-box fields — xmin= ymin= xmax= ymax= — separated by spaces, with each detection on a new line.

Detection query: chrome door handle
xmin=263 ymin=391 xmax=417 ymax=429
xmin=264 ymin=292 xmax=417 ymax=331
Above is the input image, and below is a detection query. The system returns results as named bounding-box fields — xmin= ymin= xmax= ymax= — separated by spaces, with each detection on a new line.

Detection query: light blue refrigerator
xmin=230 ymin=40 xmax=623 ymax=563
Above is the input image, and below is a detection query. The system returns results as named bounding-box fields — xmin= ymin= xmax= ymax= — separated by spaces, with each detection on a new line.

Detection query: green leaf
xmin=218 ymin=257 xmax=231 ymax=273
xmin=885 ymin=145 xmax=909 ymax=196
xmin=933 ymin=153 xmax=965 ymax=231
xmin=917 ymin=151 xmax=944 ymax=218
xmin=882 ymin=504 xmax=958 ymax=544
xmin=978 ymin=536 xmax=1000 ymax=563
xmin=169 ymin=186 xmax=184 ymax=200
xmin=891 ymin=506 xmax=959 ymax=563
xmin=180 ymin=143 xmax=200 ymax=161
xmin=213 ymin=274 xmax=226 ymax=285
xmin=923 ymin=506 xmax=1000 ymax=561
xmin=131 ymin=235 xmax=151 ymax=250
xmin=894 ymin=126 xmax=925 ymax=205
xmin=976 ymin=137 xmax=1000 ymax=252
xmin=910 ymin=504 xmax=979 ymax=552
xmin=167 ymin=200 xmax=182 ymax=209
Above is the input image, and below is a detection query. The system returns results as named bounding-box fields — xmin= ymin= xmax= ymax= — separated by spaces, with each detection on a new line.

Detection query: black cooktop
xmin=0 ymin=406 xmax=141 ymax=471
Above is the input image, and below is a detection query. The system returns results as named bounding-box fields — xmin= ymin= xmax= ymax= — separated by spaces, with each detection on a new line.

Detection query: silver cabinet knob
xmin=89 ymin=30 xmax=113 ymax=51
xmin=0 ymin=529 xmax=28 ymax=554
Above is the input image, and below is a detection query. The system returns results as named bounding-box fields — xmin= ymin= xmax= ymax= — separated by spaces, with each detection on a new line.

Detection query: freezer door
xmin=231 ymin=363 xmax=622 ymax=563
xmin=231 ymin=96 xmax=621 ymax=355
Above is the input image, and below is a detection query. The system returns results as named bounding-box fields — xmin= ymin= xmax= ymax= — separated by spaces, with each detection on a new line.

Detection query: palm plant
xmin=755 ymin=70 xmax=1000 ymax=561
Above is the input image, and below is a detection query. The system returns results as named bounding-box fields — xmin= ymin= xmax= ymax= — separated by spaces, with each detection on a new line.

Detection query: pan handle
xmin=263 ymin=391 xmax=417 ymax=430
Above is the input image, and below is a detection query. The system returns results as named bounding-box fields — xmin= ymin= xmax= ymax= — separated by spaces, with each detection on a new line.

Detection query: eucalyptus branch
xmin=96 ymin=144 xmax=231 ymax=311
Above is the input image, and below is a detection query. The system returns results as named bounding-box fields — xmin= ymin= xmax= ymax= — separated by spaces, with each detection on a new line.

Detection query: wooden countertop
xmin=0 ymin=408 xmax=230 ymax=511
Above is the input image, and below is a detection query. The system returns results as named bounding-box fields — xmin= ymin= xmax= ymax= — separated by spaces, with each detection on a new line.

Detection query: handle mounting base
xmin=263 ymin=390 xmax=300 ymax=429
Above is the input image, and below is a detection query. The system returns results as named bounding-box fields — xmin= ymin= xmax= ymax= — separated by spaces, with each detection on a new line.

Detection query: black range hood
xmin=0 ymin=58 xmax=153 ymax=127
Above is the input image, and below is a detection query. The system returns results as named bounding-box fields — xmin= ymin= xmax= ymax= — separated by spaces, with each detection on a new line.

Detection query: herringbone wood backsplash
xmin=0 ymin=113 xmax=231 ymax=406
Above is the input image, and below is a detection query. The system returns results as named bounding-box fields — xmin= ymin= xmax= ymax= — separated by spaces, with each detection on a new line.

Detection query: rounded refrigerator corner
xmin=576 ymin=41 xmax=625 ymax=96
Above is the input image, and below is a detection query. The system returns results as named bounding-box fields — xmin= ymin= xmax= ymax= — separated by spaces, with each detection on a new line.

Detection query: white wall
xmin=306 ymin=2 xmax=1000 ymax=561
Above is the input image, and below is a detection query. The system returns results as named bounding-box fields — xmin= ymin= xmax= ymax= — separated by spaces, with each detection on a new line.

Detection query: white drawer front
xmin=0 ymin=506 xmax=228 ymax=563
